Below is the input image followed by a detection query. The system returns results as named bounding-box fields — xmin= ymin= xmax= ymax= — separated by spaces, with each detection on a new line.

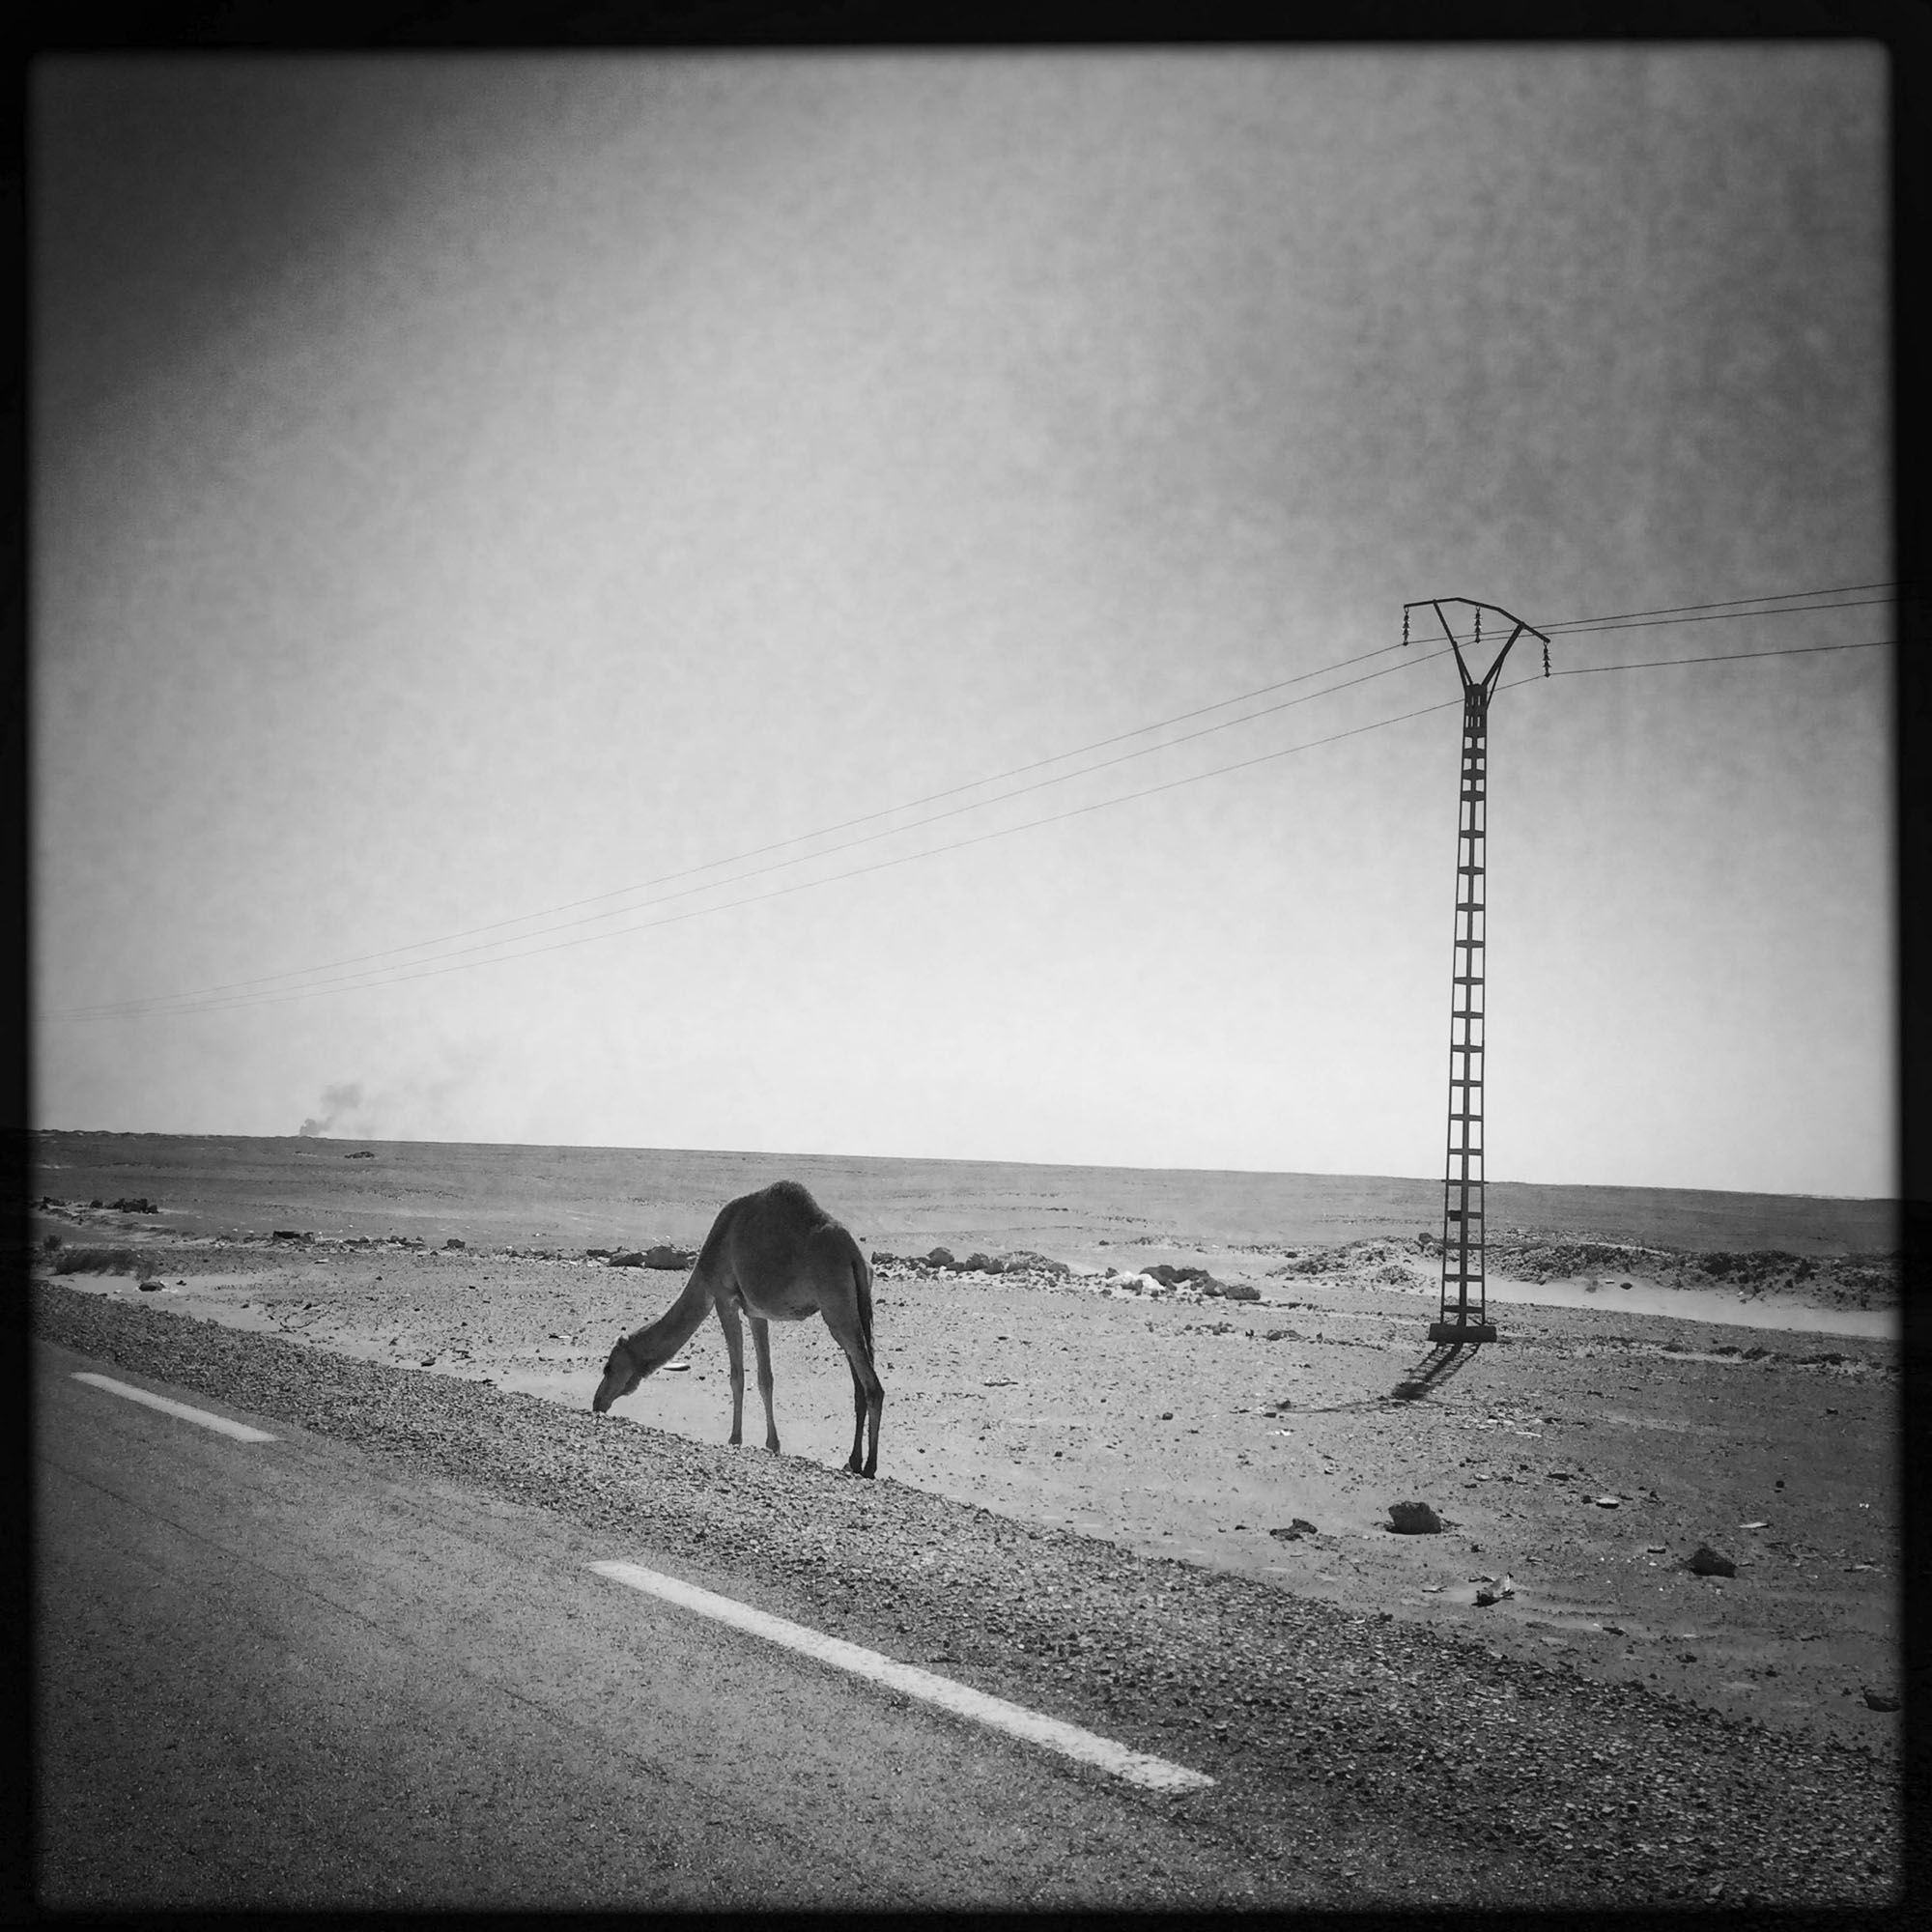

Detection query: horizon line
xmin=21 ymin=1125 xmax=1898 ymax=1207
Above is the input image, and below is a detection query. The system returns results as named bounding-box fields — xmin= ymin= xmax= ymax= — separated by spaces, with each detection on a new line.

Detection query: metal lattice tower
xmin=1404 ymin=599 xmax=1550 ymax=1346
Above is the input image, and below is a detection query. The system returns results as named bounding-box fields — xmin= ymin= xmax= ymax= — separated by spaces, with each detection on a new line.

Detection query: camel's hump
xmin=732 ymin=1178 xmax=838 ymax=1227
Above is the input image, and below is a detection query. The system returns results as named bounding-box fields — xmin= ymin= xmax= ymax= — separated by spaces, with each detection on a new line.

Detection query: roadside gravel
xmin=33 ymin=1279 xmax=1903 ymax=1909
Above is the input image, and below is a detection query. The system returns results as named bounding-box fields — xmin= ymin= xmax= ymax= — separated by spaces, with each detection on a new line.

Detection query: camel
xmin=591 ymin=1179 xmax=884 ymax=1477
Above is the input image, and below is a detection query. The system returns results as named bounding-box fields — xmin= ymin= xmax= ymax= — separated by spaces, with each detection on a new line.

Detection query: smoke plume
xmin=298 ymin=1081 xmax=366 ymax=1138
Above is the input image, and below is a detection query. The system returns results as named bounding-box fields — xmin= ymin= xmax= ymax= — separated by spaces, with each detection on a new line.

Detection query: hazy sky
xmin=32 ymin=48 xmax=1891 ymax=1197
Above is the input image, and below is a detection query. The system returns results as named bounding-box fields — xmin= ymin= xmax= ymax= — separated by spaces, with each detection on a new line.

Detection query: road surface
xmin=34 ymin=1336 xmax=1269 ymax=1910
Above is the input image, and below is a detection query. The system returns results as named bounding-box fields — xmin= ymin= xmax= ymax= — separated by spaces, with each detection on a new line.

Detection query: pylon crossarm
xmin=1401 ymin=598 xmax=1551 ymax=690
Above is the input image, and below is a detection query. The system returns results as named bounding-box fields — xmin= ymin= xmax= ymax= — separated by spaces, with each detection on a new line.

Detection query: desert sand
xmin=31 ymin=1131 xmax=1901 ymax=1759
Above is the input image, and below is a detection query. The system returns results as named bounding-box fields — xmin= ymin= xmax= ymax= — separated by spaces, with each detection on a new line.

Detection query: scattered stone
xmin=271 ymin=1231 xmax=310 ymax=1243
xmin=662 ymin=1361 xmax=690 ymax=1374
xmin=345 ymin=1151 xmax=375 ymax=1159
xmin=1008 ymin=1252 xmax=1072 ymax=1278
xmin=110 ymin=1196 xmax=159 ymax=1213
xmin=1862 ymin=1689 xmax=1901 ymax=1712
xmin=1689 ymin=1546 xmax=1738 ymax=1577
xmin=1595 ymin=1496 xmax=1621 ymax=1508
xmin=962 ymin=1252 xmax=1004 ymax=1273
xmin=644 ymin=1245 xmax=695 ymax=1269
xmin=1388 ymin=1501 xmax=1444 ymax=1535
xmin=443 ymin=1238 xmax=466 ymax=1250
xmin=1268 ymin=1519 xmax=1319 ymax=1542
xmin=1140 ymin=1263 xmax=1216 ymax=1288
xmin=926 ymin=1247 xmax=955 ymax=1267
xmin=1221 ymin=1282 xmax=1261 ymax=1303
xmin=137 ymin=1280 xmax=163 ymax=1293
xmin=608 ymin=1251 xmax=646 ymax=1268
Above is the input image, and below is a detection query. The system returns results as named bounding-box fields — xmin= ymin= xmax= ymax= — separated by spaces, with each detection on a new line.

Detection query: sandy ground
xmin=40 ymin=1208 xmax=1900 ymax=1763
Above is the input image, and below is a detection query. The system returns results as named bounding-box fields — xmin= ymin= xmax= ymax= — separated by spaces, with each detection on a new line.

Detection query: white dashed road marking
xmin=590 ymin=1558 xmax=1214 ymax=1794
xmin=71 ymin=1373 xmax=277 ymax=1443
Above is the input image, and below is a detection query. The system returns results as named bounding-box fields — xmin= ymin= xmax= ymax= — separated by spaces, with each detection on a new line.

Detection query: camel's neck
xmin=622 ymin=1268 xmax=713 ymax=1371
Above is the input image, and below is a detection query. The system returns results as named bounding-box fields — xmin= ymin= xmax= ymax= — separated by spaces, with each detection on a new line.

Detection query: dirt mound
xmin=1481 ymin=1236 xmax=1899 ymax=1311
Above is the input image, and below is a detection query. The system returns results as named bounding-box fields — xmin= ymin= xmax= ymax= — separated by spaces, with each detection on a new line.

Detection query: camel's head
xmin=592 ymin=1336 xmax=646 ymax=1414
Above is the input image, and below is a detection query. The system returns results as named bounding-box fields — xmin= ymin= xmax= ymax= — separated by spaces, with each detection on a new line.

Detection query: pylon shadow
xmin=1388 ymin=1340 xmax=1485 ymax=1403
xmin=1255 ymin=1335 xmax=1491 ymax=1420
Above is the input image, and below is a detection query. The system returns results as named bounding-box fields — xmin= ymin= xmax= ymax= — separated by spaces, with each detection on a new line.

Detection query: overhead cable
xmin=52 ymin=632 xmax=1889 ymax=1022
xmin=96 ymin=579 xmax=1894 ymax=1010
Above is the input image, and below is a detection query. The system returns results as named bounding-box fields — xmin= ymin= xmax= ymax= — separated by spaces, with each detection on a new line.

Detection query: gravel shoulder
xmin=32 ymin=1246 xmax=1906 ymax=1909
xmin=42 ymin=1216 xmax=1901 ymax=1753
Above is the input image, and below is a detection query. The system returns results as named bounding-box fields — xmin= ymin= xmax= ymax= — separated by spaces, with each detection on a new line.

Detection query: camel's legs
xmin=820 ymin=1301 xmax=884 ymax=1478
xmin=749 ymin=1317 xmax=781 ymax=1453
xmin=714 ymin=1294 xmax=747 ymax=1447
xmin=846 ymin=1358 xmax=869 ymax=1472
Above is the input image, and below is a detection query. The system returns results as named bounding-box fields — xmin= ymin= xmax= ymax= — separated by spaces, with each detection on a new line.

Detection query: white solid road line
xmin=71 ymin=1373 xmax=278 ymax=1443
xmin=590 ymin=1558 xmax=1215 ymax=1795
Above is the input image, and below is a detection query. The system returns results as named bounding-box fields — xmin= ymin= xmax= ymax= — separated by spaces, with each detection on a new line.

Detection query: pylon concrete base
xmin=1428 ymin=1320 xmax=1497 ymax=1344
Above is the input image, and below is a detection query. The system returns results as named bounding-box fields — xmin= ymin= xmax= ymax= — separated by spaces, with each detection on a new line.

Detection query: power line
xmin=70 ymin=638 xmax=1419 ymax=1009
xmin=1537 ymin=581 xmax=1891 ymax=632
xmin=60 ymin=641 xmax=1453 ymax=1019
xmin=1546 ymin=638 xmax=1889 ymax=675
xmin=61 ymin=641 xmax=1463 ymax=1019
xmin=61 ymin=685 xmax=1483 ymax=1018
xmin=1542 ymin=595 xmax=1890 ymax=639
xmin=83 ymin=578 xmax=1892 ymax=1016
xmin=52 ymin=613 xmax=1889 ymax=1020
xmin=53 ymin=631 xmax=1890 ymax=1022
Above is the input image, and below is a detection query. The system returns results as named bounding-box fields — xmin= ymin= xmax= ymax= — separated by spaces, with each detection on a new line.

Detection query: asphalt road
xmin=33 ymin=1335 xmax=1278 ymax=1911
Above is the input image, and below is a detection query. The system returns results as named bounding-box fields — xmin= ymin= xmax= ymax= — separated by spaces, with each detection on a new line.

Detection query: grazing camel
xmin=592 ymin=1179 xmax=884 ymax=1477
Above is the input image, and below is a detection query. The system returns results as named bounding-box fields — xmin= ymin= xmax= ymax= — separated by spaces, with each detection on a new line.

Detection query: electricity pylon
xmin=1403 ymin=599 xmax=1550 ymax=1345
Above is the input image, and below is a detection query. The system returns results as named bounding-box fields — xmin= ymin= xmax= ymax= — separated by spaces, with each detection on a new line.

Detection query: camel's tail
xmin=852 ymin=1241 xmax=876 ymax=1365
